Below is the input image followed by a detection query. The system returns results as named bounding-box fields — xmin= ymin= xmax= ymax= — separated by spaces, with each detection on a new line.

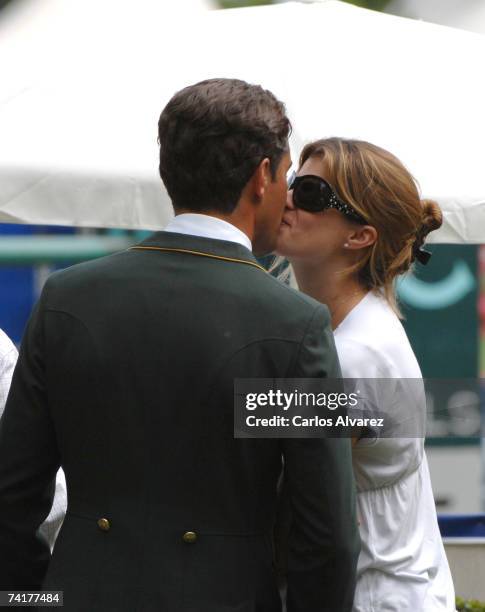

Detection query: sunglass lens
xmin=294 ymin=177 xmax=325 ymax=212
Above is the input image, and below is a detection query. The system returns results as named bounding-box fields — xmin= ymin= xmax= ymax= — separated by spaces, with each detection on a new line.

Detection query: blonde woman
xmin=276 ymin=138 xmax=455 ymax=611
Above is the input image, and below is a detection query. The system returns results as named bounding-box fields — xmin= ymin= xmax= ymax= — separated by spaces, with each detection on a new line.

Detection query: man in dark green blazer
xmin=0 ymin=78 xmax=359 ymax=611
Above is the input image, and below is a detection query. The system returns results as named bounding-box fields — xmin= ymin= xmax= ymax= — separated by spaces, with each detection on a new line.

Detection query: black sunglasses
xmin=287 ymin=171 xmax=366 ymax=224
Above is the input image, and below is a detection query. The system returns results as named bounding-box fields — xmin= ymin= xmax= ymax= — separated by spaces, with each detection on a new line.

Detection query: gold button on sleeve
xmin=182 ymin=531 xmax=197 ymax=544
xmin=97 ymin=518 xmax=110 ymax=532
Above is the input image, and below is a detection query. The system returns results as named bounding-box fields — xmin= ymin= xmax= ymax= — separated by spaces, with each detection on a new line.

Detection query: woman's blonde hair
xmin=278 ymin=137 xmax=443 ymax=316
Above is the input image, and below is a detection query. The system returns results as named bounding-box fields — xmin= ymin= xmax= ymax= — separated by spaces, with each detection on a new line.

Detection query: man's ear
xmin=346 ymin=225 xmax=378 ymax=250
xmin=249 ymin=157 xmax=271 ymax=203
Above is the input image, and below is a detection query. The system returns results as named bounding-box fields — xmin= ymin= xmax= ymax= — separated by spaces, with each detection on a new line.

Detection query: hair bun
xmin=420 ymin=199 xmax=443 ymax=236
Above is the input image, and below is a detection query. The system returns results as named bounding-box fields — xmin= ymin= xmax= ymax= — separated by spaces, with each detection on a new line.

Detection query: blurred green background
xmin=218 ymin=0 xmax=391 ymax=10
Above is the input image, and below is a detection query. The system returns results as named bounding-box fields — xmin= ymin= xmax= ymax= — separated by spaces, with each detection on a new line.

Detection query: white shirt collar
xmin=164 ymin=213 xmax=252 ymax=251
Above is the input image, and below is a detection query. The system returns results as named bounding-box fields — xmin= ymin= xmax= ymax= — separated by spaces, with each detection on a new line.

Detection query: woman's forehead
xmin=299 ymin=155 xmax=328 ymax=178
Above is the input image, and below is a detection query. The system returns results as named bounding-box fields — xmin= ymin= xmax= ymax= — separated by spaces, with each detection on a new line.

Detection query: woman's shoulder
xmin=334 ymin=291 xmax=422 ymax=378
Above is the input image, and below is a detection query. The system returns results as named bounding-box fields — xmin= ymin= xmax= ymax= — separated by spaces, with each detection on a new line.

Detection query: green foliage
xmin=218 ymin=0 xmax=274 ymax=7
xmin=217 ymin=0 xmax=391 ymax=9
xmin=344 ymin=0 xmax=390 ymax=11
xmin=456 ymin=598 xmax=485 ymax=612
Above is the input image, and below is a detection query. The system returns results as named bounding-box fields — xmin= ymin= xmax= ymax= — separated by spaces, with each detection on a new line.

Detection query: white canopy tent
xmin=386 ymin=0 xmax=485 ymax=35
xmin=1 ymin=0 xmax=485 ymax=242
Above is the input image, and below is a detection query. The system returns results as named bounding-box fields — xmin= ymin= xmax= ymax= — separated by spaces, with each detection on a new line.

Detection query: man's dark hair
xmin=158 ymin=78 xmax=291 ymax=214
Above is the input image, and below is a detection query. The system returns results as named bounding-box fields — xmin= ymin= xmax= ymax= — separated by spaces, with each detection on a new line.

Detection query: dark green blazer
xmin=0 ymin=231 xmax=359 ymax=612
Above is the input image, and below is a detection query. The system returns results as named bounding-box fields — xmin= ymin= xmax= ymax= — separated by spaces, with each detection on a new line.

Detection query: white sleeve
xmin=38 ymin=469 xmax=67 ymax=551
xmin=0 ymin=332 xmax=18 ymax=417
xmin=334 ymin=337 xmax=397 ymax=379
xmin=334 ymin=338 xmax=400 ymax=444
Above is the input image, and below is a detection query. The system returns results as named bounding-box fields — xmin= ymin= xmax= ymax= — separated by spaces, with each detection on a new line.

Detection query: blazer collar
xmin=132 ymin=230 xmax=265 ymax=270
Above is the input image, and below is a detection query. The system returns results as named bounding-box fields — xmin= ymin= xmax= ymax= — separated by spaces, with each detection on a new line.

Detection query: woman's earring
xmin=344 ymin=242 xmax=349 ymax=248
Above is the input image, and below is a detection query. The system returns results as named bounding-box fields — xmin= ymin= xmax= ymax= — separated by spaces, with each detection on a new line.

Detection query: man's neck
xmin=174 ymin=209 xmax=253 ymax=243
xmin=168 ymin=212 xmax=253 ymax=251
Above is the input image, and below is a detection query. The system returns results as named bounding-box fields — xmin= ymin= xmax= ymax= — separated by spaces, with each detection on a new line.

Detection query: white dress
xmin=333 ymin=291 xmax=456 ymax=612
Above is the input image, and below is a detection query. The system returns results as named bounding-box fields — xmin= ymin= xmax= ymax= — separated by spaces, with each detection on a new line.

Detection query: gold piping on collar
xmin=129 ymin=246 xmax=267 ymax=273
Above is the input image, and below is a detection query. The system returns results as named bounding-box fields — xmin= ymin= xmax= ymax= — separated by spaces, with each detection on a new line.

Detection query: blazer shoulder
xmin=44 ymin=250 xmax=129 ymax=287
xmin=39 ymin=251 xmax=131 ymax=310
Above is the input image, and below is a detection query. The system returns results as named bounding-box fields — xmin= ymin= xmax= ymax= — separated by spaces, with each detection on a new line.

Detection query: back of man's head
xmin=158 ymin=78 xmax=290 ymax=214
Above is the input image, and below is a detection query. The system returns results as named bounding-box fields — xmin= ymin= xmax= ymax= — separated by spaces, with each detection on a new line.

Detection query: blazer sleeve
xmin=0 ymin=288 xmax=60 ymax=589
xmin=279 ymin=304 xmax=360 ymax=612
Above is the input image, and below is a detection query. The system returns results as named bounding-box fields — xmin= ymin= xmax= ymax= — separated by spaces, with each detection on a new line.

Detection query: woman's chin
xmin=275 ymin=224 xmax=292 ymax=253
xmin=275 ymin=235 xmax=289 ymax=256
